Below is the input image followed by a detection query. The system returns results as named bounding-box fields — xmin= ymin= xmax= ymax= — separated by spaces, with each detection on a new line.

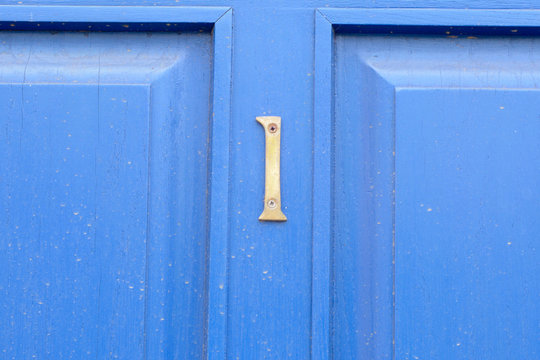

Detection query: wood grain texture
xmin=0 ymin=0 xmax=538 ymax=9
xmin=206 ymin=8 xmax=233 ymax=360
xmin=317 ymin=7 xmax=540 ymax=360
xmin=2 ymin=2 xmax=540 ymax=360
xmin=312 ymin=10 xmax=333 ymax=360
xmin=0 ymin=6 xmax=231 ymax=359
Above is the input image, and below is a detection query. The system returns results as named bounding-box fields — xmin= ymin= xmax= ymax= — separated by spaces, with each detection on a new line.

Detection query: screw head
xmin=267 ymin=199 xmax=277 ymax=208
xmin=268 ymin=123 xmax=278 ymax=133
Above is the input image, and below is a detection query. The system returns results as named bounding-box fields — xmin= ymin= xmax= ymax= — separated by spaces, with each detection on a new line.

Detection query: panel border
xmin=0 ymin=5 xmax=232 ymax=360
xmin=312 ymin=7 xmax=540 ymax=360
xmin=0 ymin=5 xmax=228 ymax=24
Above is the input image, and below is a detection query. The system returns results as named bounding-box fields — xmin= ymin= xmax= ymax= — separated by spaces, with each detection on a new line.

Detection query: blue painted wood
xmin=0 ymin=82 xmax=150 ymax=359
xmin=0 ymin=5 xmax=228 ymax=24
xmin=0 ymin=0 xmax=538 ymax=10
xmin=320 ymin=8 xmax=540 ymax=27
xmin=312 ymin=10 xmax=334 ymax=360
xmin=224 ymin=7 xmax=314 ymax=358
xmin=141 ymin=38 xmax=212 ymax=360
xmin=316 ymin=6 xmax=540 ymax=360
xmin=0 ymin=5 xmax=232 ymax=359
xmin=206 ymin=8 xmax=233 ymax=360
xmin=332 ymin=37 xmax=399 ymax=360
xmin=395 ymin=88 xmax=540 ymax=359
xmin=2 ymin=2 xmax=540 ymax=359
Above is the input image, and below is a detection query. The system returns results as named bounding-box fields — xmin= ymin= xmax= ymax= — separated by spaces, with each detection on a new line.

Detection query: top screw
xmin=268 ymin=123 xmax=278 ymax=133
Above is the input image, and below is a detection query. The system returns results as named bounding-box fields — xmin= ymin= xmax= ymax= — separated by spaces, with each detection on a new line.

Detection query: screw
xmin=268 ymin=123 xmax=278 ymax=133
xmin=267 ymin=199 xmax=277 ymax=208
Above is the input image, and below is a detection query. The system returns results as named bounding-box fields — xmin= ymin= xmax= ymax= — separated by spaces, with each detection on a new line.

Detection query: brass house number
xmin=257 ymin=116 xmax=287 ymax=222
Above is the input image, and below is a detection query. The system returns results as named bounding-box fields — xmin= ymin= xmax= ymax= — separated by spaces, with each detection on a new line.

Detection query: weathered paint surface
xmin=1 ymin=2 xmax=539 ymax=360
xmin=331 ymin=33 xmax=540 ymax=360
xmin=0 ymin=25 xmax=216 ymax=359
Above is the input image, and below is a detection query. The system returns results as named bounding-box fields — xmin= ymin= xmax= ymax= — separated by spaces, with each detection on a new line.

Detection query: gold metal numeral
xmin=256 ymin=116 xmax=287 ymax=222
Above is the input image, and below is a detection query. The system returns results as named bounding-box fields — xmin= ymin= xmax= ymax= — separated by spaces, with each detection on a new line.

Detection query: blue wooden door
xmin=1 ymin=3 xmax=539 ymax=360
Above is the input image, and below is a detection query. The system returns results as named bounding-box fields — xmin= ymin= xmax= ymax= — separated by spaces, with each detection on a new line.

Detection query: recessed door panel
xmin=0 ymin=31 xmax=212 ymax=359
xmin=333 ymin=34 xmax=540 ymax=359
xmin=395 ymin=88 xmax=539 ymax=359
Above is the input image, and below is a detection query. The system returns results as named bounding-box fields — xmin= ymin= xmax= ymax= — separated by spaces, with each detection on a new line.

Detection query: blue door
xmin=1 ymin=3 xmax=539 ymax=360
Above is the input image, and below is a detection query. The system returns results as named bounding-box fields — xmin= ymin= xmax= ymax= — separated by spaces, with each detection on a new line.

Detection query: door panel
xmin=396 ymin=88 xmax=539 ymax=359
xmin=0 ymin=31 xmax=212 ymax=359
xmin=333 ymin=33 xmax=540 ymax=359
